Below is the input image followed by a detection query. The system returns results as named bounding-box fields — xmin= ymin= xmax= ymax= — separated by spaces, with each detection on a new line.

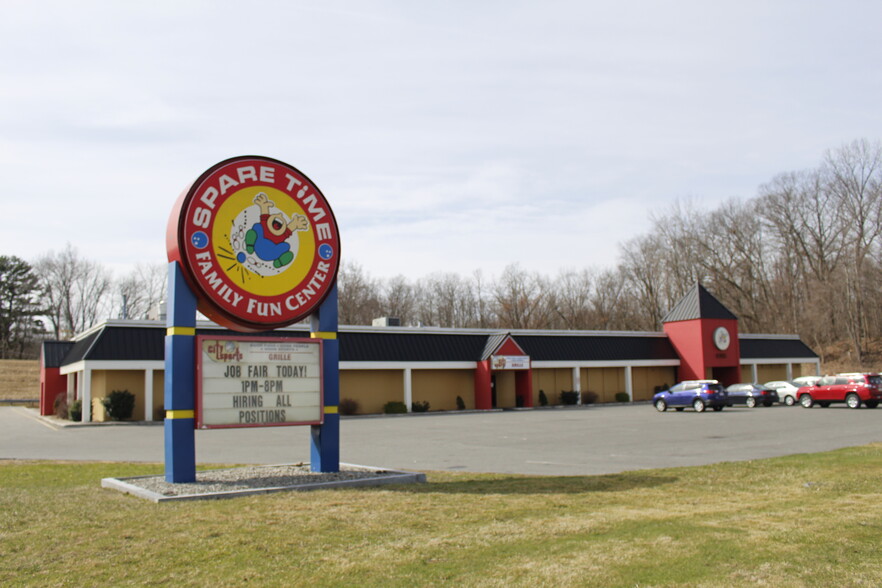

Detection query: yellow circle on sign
xmin=212 ymin=186 xmax=316 ymax=297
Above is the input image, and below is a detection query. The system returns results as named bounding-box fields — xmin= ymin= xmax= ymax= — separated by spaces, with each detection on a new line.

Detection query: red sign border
xmin=195 ymin=335 xmax=324 ymax=430
xmin=167 ymin=155 xmax=340 ymax=332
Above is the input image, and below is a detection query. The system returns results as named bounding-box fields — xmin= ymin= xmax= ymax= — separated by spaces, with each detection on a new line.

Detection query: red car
xmin=797 ymin=373 xmax=882 ymax=409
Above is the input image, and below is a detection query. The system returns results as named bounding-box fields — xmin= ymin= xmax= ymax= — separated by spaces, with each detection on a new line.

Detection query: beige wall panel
xmin=340 ymin=370 xmax=404 ymax=414
xmin=582 ymin=368 xmax=607 ymax=403
xmin=605 ymin=368 xmax=625 ymax=401
xmin=740 ymin=365 xmax=753 ymax=382
xmin=494 ymin=371 xmax=516 ymax=408
xmin=757 ymin=365 xmax=786 ymax=383
xmin=412 ymin=370 xmax=474 ymax=411
xmin=631 ymin=367 xmax=677 ymax=402
xmin=90 ymin=371 xmax=107 ymax=421
xmin=105 ymin=370 xmax=147 ymax=421
xmin=792 ymin=363 xmax=818 ymax=378
xmin=583 ymin=368 xmax=624 ymax=403
xmin=89 ymin=370 xmax=144 ymax=422
xmin=531 ymin=369 xmax=573 ymax=405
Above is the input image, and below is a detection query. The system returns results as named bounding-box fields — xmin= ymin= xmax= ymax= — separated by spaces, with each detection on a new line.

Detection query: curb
xmin=102 ymin=463 xmax=427 ymax=503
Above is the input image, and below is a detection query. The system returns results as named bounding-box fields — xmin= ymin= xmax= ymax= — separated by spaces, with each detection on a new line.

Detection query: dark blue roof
xmin=341 ymin=331 xmax=488 ymax=362
xmin=740 ymin=337 xmax=818 ymax=359
xmin=60 ymin=330 xmax=101 ymax=364
xmin=54 ymin=322 xmax=817 ymax=365
xmin=41 ymin=341 xmax=74 ymax=368
xmin=663 ymin=283 xmax=737 ymax=323
xmin=515 ymin=334 xmax=678 ymax=361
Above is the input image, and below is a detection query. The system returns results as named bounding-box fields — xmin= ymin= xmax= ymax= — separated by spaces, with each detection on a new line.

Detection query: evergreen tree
xmin=0 ymin=255 xmax=44 ymax=358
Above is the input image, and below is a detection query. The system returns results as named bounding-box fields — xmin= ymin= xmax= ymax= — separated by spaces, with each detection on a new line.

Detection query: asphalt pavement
xmin=2 ymin=404 xmax=881 ymax=475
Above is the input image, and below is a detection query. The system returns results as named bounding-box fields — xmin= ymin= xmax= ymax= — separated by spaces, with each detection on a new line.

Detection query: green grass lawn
xmin=3 ymin=446 xmax=882 ymax=586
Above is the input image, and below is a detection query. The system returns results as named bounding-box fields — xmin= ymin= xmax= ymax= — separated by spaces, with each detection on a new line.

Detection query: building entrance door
xmin=492 ymin=371 xmax=516 ymax=408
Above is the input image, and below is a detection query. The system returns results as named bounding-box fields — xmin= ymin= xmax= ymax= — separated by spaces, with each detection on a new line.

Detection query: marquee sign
xmin=196 ymin=336 xmax=323 ymax=429
xmin=491 ymin=355 xmax=530 ymax=370
xmin=167 ymin=156 xmax=340 ymax=332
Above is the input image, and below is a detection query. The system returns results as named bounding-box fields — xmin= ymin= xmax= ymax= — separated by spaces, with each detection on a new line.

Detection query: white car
xmin=764 ymin=381 xmax=800 ymax=406
xmin=792 ymin=376 xmax=821 ymax=388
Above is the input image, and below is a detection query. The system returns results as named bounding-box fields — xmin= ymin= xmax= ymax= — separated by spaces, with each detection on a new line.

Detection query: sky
xmin=1 ymin=0 xmax=880 ymax=284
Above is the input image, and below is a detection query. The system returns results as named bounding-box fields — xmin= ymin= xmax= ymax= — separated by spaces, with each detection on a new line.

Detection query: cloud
xmin=1 ymin=0 xmax=880 ymax=285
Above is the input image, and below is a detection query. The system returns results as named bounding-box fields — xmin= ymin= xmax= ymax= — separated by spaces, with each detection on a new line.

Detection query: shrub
xmin=101 ymin=390 xmax=135 ymax=421
xmin=411 ymin=400 xmax=430 ymax=413
xmin=559 ymin=390 xmax=580 ymax=405
xmin=339 ymin=398 xmax=360 ymax=415
xmin=456 ymin=395 xmax=466 ymax=410
xmin=581 ymin=390 xmax=599 ymax=405
xmin=538 ymin=389 xmax=548 ymax=406
xmin=383 ymin=401 xmax=408 ymax=414
xmin=615 ymin=392 xmax=630 ymax=403
xmin=69 ymin=399 xmax=82 ymax=422
xmin=54 ymin=395 xmax=69 ymax=419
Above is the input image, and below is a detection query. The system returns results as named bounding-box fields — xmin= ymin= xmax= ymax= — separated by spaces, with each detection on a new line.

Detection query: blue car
xmin=653 ymin=380 xmax=728 ymax=413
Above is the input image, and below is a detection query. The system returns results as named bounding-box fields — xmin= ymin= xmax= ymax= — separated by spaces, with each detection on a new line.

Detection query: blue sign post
xmin=164 ymin=262 xmax=197 ymax=483
xmin=310 ymin=284 xmax=339 ymax=472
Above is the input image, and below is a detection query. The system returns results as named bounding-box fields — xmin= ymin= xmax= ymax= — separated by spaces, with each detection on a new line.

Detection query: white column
xmin=404 ymin=368 xmax=413 ymax=412
xmin=144 ymin=369 xmax=154 ymax=421
xmin=786 ymin=363 xmax=793 ymax=381
xmin=82 ymin=368 xmax=92 ymax=422
xmin=573 ymin=367 xmax=581 ymax=405
xmin=751 ymin=364 xmax=758 ymax=383
xmin=624 ymin=366 xmax=633 ymax=401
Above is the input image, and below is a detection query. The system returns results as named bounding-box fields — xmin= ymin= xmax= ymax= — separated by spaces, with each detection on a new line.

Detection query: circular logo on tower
xmin=167 ymin=156 xmax=340 ymax=331
xmin=713 ymin=326 xmax=731 ymax=351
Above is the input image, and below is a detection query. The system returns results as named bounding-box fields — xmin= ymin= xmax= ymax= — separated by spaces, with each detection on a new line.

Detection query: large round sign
xmin=167 ymin=156 xmax=340 ymax=332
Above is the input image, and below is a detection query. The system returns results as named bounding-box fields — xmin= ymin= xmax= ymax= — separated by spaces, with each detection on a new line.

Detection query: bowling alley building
xmin=40 ymin=284 xmax=819 ymax=421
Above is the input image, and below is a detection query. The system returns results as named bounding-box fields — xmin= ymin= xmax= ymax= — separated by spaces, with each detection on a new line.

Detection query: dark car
xmin=797 ymin=373 xmax=882 ymax=409
xmin=653 ymin=380 xmax=728 ymax=413
xmin=725 ymin=383 xmax=778 ymax=407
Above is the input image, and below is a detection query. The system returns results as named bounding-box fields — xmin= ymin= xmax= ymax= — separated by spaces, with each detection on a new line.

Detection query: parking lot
xmin=2 ymin=403 xmax=881 ymax=475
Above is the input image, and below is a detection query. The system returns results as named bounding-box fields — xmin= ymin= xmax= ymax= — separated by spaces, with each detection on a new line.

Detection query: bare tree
xmin=471 ymin=269 xmax=492 ymax=328
xmin=414 ymin=273 xmax=480 ymax=328
xmin=823 ymin=139 xmax=882 ymax=358
xmin=618 ymin=234 xmax=668 ymax=330
xmin=381 ymin=275 xmax=416 ymax=325
xmin=650 ymin=200 xmax=707 ymax=310
xmin=117 ymin=263 xmax=167 ymax=319
xmin=589 ymin=268 xmax=631 ymax=330
xmin=34 ymin=244 xmax=112 ymax=339
xmin=551 ymin=268 xmax=595 ymax=329
xmin=490 ymin=264 xmax=551 ymax=329
xmin=692 ymin=199 xmax=777 ymax=332
xmin=336 ymin=261 xmax=382 ymax=325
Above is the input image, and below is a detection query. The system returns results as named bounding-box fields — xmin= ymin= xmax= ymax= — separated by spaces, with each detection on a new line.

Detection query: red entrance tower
xmin=662 ymin=283 xmax=741 ymax=386
xmin=474 ymin=333 xmax=533 ymax=409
